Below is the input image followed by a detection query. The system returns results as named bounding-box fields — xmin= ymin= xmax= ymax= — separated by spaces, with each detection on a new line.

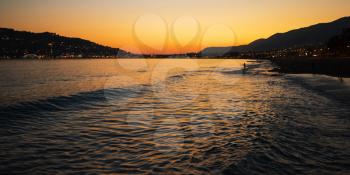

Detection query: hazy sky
xmin=1 ymin=0 xmax=350 ymax=54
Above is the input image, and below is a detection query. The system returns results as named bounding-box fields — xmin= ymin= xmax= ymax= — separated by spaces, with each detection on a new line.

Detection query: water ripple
xmin=1 ymin=60 xmax=350 ymax=174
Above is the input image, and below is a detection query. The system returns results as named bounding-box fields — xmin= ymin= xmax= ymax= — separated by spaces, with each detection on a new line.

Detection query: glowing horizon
xmin=1 ymin=0 xmax=350 ymax=54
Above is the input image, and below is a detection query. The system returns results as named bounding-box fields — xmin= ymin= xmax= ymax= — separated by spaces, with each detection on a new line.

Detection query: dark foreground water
xmin=0 ymin=59 xmax=350 ymax=174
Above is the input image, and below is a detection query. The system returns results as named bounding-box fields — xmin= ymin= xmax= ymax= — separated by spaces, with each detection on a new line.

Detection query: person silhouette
xmin=242 ymin=62 xmax=247 ymax=74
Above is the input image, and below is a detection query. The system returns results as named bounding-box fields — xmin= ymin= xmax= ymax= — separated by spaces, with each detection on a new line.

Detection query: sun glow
xmin=1 ymin=0 xmax=350 ymax=54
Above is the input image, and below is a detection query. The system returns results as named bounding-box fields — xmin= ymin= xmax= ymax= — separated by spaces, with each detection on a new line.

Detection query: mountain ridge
xmin=0 ymin=28 xmax=128 ymax=58
xmin=201 ymin=16 xmax=350 ymax=56
xmin=1 ymin=16 xmax=350 ymax=58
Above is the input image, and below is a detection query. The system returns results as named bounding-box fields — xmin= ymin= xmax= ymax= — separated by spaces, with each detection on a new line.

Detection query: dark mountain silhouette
xmin=0 ymin=28 xmax=127 ymax=58
xmin=2 ymin=17 xmax=350 ymax=59
xmin=201 ymin=17 xmax=350 ymax=57
xmin=327 ymin=28 xmax=350 ymax=55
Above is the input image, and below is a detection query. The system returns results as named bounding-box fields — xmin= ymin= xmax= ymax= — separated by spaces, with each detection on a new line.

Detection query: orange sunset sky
xmin=1 ymin=0 xmax=350 ymax=54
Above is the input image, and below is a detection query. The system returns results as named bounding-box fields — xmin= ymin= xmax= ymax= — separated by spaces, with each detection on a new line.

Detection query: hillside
xmin=0 ymin=28 xmax=127 ymax=58
xmin=201 ymin=17 xmax=350 ymax=57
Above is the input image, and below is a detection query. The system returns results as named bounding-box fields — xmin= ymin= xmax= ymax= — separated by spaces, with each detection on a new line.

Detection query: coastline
xmin=284 ymin=74 xmax=350 ymax=105
xmin=270 ymin=56 xmax=350 ymax=78
xmin=251 ymin=58 xmax=350 ymax=104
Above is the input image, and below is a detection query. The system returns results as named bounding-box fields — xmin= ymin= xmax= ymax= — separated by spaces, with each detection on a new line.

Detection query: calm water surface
xmin=0 ymin=59 xmax=349 ymax=174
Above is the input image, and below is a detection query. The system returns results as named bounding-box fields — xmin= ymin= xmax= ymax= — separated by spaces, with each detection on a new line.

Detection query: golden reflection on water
xmin=2 ymin=59 xmax=350 ymax=174
xmin=1 ymin=58 xmax=265 ymax=173
xmin=92 ymin=58 xmax=268 ymax=172
xmin=0 ymin=59 xmax=248 ymax=105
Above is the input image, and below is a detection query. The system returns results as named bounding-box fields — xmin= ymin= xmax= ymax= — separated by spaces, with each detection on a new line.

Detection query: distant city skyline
xmin=1 ymin=0 xmax=350 ymax=54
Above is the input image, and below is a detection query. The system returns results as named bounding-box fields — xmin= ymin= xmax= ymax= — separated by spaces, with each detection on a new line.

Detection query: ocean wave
xmin=0 ymin=85 xmax=150 ymax=117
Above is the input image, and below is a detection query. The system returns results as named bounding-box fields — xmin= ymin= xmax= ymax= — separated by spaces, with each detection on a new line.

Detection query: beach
xmin=271 ymin=57 xmax=350 ymax=77
xmin=0 ymin=59 xmax=350 ymax=174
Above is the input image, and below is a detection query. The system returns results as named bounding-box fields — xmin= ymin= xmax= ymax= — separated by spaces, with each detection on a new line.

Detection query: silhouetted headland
xmin=200 ymin=17 xmax=350 ymax=56
xmin=269 ymin=28 xmax=350 ymax=77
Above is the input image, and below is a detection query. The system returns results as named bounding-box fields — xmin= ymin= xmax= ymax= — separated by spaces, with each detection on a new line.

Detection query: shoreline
xmin=284 ymin=74 xmax=350 ymax=105
xmin=270 ymin=56 xmax=350 ymax=78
